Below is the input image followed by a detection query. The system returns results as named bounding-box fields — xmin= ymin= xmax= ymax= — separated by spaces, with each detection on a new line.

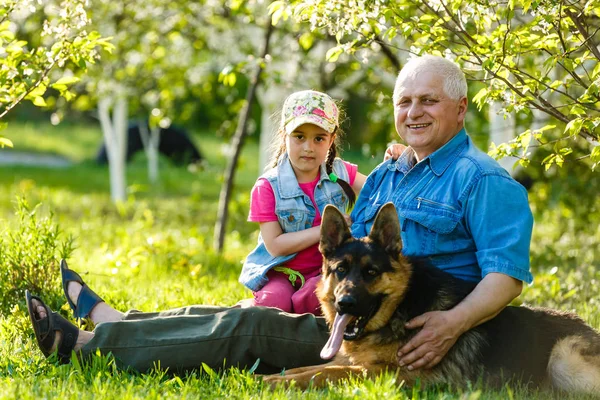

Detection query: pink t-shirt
xmin=248 ymin=161 xmax=358 ymax=274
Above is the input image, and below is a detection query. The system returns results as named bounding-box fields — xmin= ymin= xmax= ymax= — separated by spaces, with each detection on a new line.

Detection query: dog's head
xmin=317 ymin=203 xmax=412 ymax=360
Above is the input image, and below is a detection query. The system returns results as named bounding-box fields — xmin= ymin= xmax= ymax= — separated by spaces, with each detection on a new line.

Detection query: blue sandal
xmin=60 ymin=259 xmax=104 ymax=320
xmin=26 ymin=290 xmax=79 ymax=364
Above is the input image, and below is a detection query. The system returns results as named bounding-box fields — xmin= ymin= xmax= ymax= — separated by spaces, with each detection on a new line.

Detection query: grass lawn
xmin=1 ymin=121 xmax=599 ymax=399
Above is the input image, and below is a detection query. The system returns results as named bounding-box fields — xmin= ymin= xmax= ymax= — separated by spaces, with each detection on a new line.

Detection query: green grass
xmin=1 ymin=121 xmax=599 ymax=399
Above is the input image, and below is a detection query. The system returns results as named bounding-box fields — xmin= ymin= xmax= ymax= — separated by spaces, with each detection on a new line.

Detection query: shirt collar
xmin=388 ymin=129 xmax=468 ymax=176
xmin=426 ymin=128 xmax=468 ymax=177
xmin=391 ymin=147 xmax=417 ymax=174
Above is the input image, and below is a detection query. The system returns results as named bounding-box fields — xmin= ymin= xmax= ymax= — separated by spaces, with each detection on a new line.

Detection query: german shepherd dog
xmin=263 ymin=203 xmax=600 ymax=394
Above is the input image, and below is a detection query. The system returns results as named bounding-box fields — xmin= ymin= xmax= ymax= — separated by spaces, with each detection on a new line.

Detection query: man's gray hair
xmin=393 ymin=55 xmax=467 ymax=103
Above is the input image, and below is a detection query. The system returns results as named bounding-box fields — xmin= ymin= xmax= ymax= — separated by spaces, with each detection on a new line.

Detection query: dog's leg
xmin=547 ymin=334 xmax=600 ymax=394
xmin=263 ymin=363 xmax=392 ymax=390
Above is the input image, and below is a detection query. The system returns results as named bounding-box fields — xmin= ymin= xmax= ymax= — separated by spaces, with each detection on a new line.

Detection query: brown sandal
xmin=26 ymin=290 xmax=79 ymax=364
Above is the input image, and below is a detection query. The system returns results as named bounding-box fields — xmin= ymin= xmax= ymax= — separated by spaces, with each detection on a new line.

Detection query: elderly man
xmin=350 ymin=55 xmax=533 ymax=370
xmin=26 ymin=55 xmax=532 ymax=375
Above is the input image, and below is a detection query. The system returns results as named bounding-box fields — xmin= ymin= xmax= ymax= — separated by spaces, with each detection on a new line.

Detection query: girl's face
xmin=285 ymin=123 xmax=335 ymax=183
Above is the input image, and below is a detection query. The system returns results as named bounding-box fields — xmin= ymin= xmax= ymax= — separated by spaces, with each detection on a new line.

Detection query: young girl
xmin=239 ymin=90 xmax=366 ymax=315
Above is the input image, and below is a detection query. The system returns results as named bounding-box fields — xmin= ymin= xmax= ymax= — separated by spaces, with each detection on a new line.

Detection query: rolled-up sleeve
xmin=350 ymin=175 xmax=374 ymax=238
xmin=464 ymin=174 xmax=534 ymax=284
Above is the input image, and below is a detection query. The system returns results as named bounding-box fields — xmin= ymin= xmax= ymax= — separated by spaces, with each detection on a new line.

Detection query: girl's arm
xmin=352 ymin=172 xmax=367 ymax=193
xmin=260 ymin=220 xmax=321 ymax=257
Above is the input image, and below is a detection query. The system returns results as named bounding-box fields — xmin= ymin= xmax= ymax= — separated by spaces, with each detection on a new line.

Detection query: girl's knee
xmin=291 ymin=285 xmax=321 ymax=315
xmin=253 ymin=284 xmax=294 ymax=312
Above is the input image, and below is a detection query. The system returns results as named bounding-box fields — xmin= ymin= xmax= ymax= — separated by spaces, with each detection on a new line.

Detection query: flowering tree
xmin=76 ymin=0 xmax=268 ymax=201
xmin=0 ymin=0 xmax=112 ymax=147
xmin=79 ymin=0 xmax=204 ymax=201
xmin=279 ymin=0 xmax=600 ymax=170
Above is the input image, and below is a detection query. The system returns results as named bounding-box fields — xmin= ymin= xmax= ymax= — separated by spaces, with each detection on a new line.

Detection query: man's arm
xmin=349 ymin=172 xmax=375 ymax=237
xmin=397 ymin=174 xmax=532 ymax=370
xmin=396 ymin=272 xmax=522 ymax=370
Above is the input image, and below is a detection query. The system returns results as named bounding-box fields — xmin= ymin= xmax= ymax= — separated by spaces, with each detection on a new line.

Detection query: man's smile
xmin=407 ymin=123 xmax=432 ymax=129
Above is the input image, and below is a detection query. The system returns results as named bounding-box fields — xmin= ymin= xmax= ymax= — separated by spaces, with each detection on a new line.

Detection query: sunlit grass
xmin=0 ymin=121 xmax=599 ymax=399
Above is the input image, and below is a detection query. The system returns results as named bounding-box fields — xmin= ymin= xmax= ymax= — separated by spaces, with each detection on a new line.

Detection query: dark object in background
xmin=96 ymin=123 xmax=203 ymax=166
xmin=514 ymin=171 xmax=535 ymax=191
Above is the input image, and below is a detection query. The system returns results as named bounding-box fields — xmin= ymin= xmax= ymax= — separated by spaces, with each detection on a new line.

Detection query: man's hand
xmin=397 ymin=310 xmax=466 ymax=370
xmin=342 ymin=213 xmax=352 ymax=225
xmin=384 ymin=143 xmax=407 ymax=161
xmin=396 ymin=273 xmax=523 ymax=371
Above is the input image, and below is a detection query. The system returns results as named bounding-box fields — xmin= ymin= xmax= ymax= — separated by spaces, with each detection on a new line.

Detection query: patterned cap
xmin=282 ymin=90 xmax=339 ymax=135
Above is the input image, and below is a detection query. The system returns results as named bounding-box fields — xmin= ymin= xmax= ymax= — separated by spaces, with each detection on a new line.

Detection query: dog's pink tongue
xmin=320 ymin=313 xmax=352 ymax=360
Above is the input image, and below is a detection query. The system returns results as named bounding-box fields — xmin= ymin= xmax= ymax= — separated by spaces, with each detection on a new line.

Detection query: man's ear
xmin=319 ymin=205 xmax=352 ymax=257
xmin=368 ymin=202 xmax=403 ymax=256
xmin=457 ymin=96 xmax=468 ymax=125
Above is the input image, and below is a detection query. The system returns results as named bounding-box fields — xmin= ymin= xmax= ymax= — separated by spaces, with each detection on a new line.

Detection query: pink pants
xmin=252 ymin=268 xmax=322 ymax=315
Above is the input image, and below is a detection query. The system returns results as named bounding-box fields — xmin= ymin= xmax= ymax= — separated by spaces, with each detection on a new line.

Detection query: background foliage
xmin=282 ymin=0 xmax=600 ymax=169
xmin=0 ymin=0 xmax=112 ymax=146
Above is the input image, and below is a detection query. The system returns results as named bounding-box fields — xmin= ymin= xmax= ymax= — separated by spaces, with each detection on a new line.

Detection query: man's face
xmin=394 ymin=71 xmax=467 ymax=161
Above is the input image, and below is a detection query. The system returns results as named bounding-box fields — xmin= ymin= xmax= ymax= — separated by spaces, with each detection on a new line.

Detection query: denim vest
xmin=240 ymin=155 xmax=350 ymax=291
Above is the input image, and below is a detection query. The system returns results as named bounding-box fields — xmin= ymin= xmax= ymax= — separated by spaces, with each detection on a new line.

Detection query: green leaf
xmin=269 ymin=1 xmax=285 ymax=25
xmin=591 ymin=145 xmax=600 ymax=163
xmin=472 ymin=88 xmax=488 ymax=108
xmin=564 ymin=118 xmax=584 ymax=137
xmin=201 ymin=363 xmax=219 ymax=381
xmin=0 ymin=137 xmax=13 ymax=148
xmin=569 ymin=104 xmax=587 ymax=116
xmin=298 ymin=33 xmax=314 ymax=50
xmin=325 ymin=46 xmax=344 ymax=62
xmin=592 ymin=63 xmax=600 ymax=79
xmin=248 ymin=358 xmax=261 ymax=374
xmin=32 ymin=96 xmax=47 ymax=107
xmin=52 ymin=76 xmax=80 ymax=87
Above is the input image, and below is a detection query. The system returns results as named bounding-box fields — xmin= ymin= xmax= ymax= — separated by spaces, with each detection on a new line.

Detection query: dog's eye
xmin=335 ymin=266 xmax=346 ymax=273
xmin=367 ymin=268 xmax=378 ymax=276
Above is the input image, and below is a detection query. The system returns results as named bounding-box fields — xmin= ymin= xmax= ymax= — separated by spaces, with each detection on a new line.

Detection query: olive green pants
xmin=81 ymin=305 xmax=330 ymax=374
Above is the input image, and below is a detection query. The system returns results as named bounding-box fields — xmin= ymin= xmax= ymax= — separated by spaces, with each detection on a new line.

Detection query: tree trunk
xmin=213 ymin=22 xmax=275 ymax=252
xmin=98 ymin=96 xmax=128 ymax=202
xmin=138 ymin=119 xmax=161 ymax=184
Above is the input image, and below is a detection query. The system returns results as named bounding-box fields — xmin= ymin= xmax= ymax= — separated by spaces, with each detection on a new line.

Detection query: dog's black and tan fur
xmin=263 ymin=203 xmax=600 ymax=394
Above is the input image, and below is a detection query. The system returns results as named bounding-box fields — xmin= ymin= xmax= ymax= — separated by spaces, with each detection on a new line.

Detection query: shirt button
xmin=288 ymin=215 xmax=295 ymax=222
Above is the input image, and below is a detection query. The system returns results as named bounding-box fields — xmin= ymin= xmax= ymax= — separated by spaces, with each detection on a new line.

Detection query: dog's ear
xmin=368 ymin=202 xmax=402 ymax=255
xmin=320 ymin=205 xmax=352 ymax=257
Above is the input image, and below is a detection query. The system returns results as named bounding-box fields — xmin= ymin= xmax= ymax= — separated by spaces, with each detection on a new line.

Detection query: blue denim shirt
xmin=240 ymin=154 xmax=351 ymax=291
xmin=351 ymin=129 xmax=533 ymax=284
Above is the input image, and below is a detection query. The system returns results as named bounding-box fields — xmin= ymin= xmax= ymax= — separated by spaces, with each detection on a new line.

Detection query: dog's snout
xmin=337 ymin=295 xmax=357 ymax=313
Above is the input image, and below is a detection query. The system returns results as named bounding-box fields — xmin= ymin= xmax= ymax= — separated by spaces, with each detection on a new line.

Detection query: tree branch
xmin=565 ymin=7 xmax=600 ymax=62
xmin=374 ymin=35 xmax=402 ymax=73
xmin=0 ymin=58 xmax=57 ymax=120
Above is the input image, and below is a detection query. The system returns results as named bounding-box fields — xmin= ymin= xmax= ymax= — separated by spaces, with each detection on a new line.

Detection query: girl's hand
xmin=384 ymin=143 xmax=407 ymax=161
xmin=342 ymin=213 xmax=352 ymax=225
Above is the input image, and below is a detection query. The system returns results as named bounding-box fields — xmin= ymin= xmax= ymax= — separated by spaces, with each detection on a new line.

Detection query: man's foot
xmin=25 ymin=290 xmax=93 ymax=364
xmin=61 ymin=259 xmax=124 ymax=324
xmin=66 ymin=280 xmax=124 ymax=324
xmin=29 ymin=296 xmax=92 ymax=353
